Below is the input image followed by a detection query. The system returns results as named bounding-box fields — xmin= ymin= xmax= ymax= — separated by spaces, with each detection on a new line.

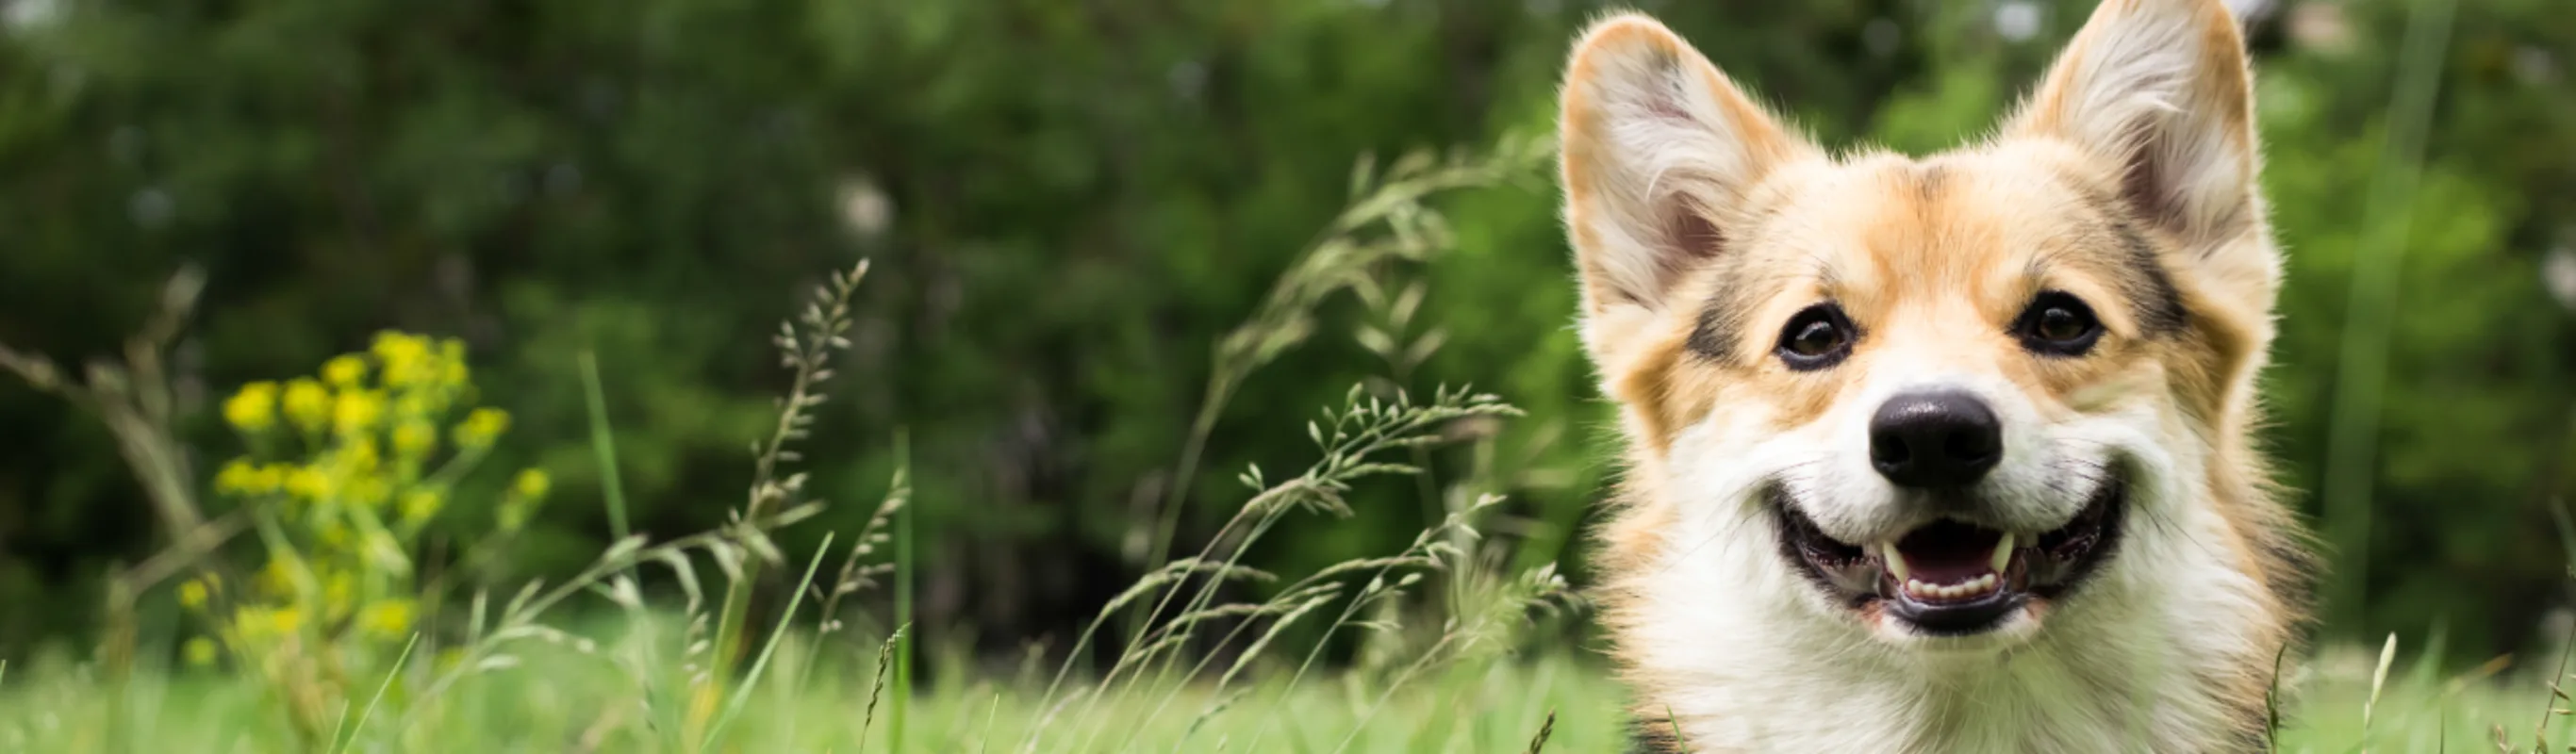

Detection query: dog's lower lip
xmin=1771 ymin=473 xmax=2127 ymax=633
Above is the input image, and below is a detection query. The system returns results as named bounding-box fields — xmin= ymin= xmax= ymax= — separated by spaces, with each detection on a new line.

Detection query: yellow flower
xmin=345 ymin=476 xmax=390 ymax=509
xmin=392 ymin=421 xmax=438 ymax=460
xmin=285 ymin=466 xmax=332 ymax=500
xmin=322 ymin=354 xmax=369 ymax=387
xmin=236 ymin=607 xmax=304 ymax=639
xmin=257 ymin=556 xmax=296 ymax=595
xmin=333 ymin=389 xmax=386 ymax=437
xmin=252 ymin=464 xmax=288 ymax=494
xmin=222 ymin=382 xmax=278 ymax=433
xmin=177 ymin=579 xmax=210 ymax=610
xmin=393 ymin=392 xmax=437 ymax=420
xmin=512 ymin=468 xmax=551 ymax=500
xmin=282 ymin=379 xmax=331 ymax=433
xmin=359 ymin=599 xmax=415 ymax=639
xmin=399 ymin=489 xmax=444 ymax=526
xmin=323 ymin=572 xmax=355 ymax=620
xmin=213 ymin=458 xmax=263 ymax=497
xmin=184 ymin=637 xmax=219 ymax=666
xmin=495 ymin=469 xmax=551 ymax=533
xmin=426 ymin=337 xmax=471 ymax=390
xmin=344 ymin=436 xmax=381 ymax=472
xmin=372 ymin=332 xmax=434 ymax=386
xmin=454 ymin=407 xmax=511 ymax=450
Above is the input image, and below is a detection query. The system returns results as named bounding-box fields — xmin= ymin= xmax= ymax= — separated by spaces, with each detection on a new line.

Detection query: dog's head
xmin=1561 ymin=0 xmax=2283 ymax=649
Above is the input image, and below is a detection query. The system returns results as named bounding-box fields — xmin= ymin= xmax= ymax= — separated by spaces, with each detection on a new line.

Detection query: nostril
xmin=1871 ymin=430 xmax=1910 ymax=466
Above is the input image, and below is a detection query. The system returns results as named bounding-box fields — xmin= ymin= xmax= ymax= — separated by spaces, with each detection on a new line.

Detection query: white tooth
xmin=1907 ymin=579 xmax=1929 ymax=598
xmin=1936 ymin=584 xmax=1958 ymax=599
xmin=1990 ymin=533 xmax=2016 ymax=573
xmin=1972 ymin=574 xmax=1995 ymax=593
xmin=1883 ymin=542 xmax=1911 ymax=582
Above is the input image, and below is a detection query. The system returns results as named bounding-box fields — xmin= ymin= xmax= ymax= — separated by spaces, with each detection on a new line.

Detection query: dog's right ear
xmin=1559 ymin=14 xmax=1816 ymax=353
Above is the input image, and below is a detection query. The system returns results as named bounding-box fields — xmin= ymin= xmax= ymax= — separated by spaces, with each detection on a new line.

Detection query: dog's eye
xmin=1775 ymin=303 xmax=1855 ymax=370
xmin=2014 ymin=292 xmax=2104 ymax=356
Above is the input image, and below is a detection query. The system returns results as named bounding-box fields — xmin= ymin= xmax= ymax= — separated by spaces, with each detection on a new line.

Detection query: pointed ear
xmin=2012 ymin=0 xmax=2268 ymax=258
xmin=1558 ymin=14 xmax=1816 ymax=326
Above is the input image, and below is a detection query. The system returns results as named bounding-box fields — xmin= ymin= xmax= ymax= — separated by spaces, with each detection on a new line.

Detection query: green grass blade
xmin=976 ymin=692 xmax=1000 ymax=754
xmin=336 ymin=631 xmax=421 ymax=754
xmin=2364 ymin=631 xmax=2398 ymax=738
xmin=578 ymin=352 xmax=632 ymax=541
xmin=856 ymin=624 xmax=907 ymax=751
xmin=702 ymin=532 xmax=835 ymax=750
xmin=1522 ymin=710 xmax=1555 ymax=754
xmin=2315 ymin=0 xmax=2459 ymax=630
xmin=891 ymin=428 xmax=914 ymax=752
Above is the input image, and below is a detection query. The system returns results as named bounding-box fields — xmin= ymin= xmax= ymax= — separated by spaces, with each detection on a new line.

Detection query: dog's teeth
xmin=1990 ymin=533 xmax=2016 ymax=573
xmin=1881 ymin=542 xmax=1910 ymax=581
xmin=1902 ymin=573 xmax=2005 ymax=602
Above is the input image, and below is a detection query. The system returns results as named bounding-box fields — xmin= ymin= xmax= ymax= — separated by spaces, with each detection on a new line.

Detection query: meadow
xmin=1 ymin=139 xmax=2572 ymax=753
xmin=3 ymin=1 xmax=2573 ymax=751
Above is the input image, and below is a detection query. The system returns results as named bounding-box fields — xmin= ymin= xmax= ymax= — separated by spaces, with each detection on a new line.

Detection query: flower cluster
xmin=186 ymin=331 xmax=546 ymax=671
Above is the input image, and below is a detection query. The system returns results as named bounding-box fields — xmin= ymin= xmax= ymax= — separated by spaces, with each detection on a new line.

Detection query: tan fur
xmin=1560 ymin=2 xmax=2313 ymax=750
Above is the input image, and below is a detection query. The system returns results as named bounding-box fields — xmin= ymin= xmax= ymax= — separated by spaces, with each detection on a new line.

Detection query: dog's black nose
xmin=1869 ymin=390 xmax=2003 ymax=488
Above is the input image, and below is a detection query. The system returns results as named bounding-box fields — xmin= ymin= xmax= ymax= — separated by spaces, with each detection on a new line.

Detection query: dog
xmin=1555 ymin=1 xmax=2313 ymax=750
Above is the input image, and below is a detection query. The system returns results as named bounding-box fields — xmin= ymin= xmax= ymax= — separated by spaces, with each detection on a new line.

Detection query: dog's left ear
xmin=2012 ymin=0 xmax=2276 ymax=302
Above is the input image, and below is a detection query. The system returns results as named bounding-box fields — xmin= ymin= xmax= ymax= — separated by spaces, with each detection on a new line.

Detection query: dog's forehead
xmin=1754 ymin=155 xmax=2057 ymax=285
xmin=1738 ymin=149 xmax=2184 ymax=336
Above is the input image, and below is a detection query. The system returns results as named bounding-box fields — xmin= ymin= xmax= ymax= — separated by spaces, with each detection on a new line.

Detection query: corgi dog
xmin=1555 ymin=1 xmax=2313 ymax=750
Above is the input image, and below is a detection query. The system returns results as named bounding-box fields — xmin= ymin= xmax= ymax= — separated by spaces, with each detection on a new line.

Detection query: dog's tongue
xmin=1893 ymin=519 xmax=2006 ymax=584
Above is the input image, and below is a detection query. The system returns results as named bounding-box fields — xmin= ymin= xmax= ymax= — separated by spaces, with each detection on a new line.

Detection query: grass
xmin=2 ymin=635 xmax=2575 ymax=752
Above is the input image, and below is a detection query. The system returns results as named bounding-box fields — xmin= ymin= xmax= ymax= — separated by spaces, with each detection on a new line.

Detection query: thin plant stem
xmin=579 ymin=352 xmax=632 ymax=542
xmin=2318 ymin=0 xmax=2458 ymax=630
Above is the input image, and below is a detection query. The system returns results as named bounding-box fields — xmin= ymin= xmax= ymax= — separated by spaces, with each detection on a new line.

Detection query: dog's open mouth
xmin=1774 ymin=476 xmax=2127 ymax=636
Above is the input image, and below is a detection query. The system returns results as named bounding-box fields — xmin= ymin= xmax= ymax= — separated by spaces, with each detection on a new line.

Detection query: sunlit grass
xmin=3 ymin=634 xmax=2573 ymax=752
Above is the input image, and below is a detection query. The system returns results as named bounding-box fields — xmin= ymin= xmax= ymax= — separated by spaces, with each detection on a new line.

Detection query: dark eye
xmin=1775 ymin=303 xmax=1856 ymax=370
xmin=2014 ymin=292 xmax=2104 ymax=356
